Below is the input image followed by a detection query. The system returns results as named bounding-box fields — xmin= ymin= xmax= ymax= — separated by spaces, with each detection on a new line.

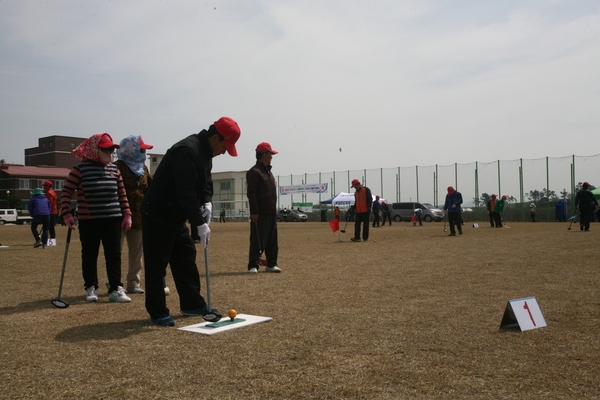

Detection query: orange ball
xmin=228 ymin=309 xmax=237 ymax=319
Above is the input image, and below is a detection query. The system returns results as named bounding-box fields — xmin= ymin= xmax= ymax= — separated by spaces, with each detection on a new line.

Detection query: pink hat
xmin=214 ymin=117 xmax=241 ymax=156
xmin=256 ymin=142 xmax=278 ymax=154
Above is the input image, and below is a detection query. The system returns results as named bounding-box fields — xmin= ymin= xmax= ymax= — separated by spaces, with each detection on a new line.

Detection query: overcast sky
xmin=1 ymin=1 xmax=598 ymax=176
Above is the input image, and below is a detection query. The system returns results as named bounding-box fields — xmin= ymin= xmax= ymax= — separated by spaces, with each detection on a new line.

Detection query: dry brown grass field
xmin=1 ymin=219 xmax=599 ymax=399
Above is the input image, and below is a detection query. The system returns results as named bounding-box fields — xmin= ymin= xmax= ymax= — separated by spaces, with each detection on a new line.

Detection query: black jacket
xmin=575 ymin=189 xmax=598 ymax=212
xmin=246 ymin=161 xmax=277 ymax=215
xmin=142 ymin=131 xmax=213 ymax=227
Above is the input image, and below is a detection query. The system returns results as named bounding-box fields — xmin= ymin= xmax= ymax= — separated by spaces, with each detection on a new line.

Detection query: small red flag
xmin=329 ymin=219 xmax=340 ymax=233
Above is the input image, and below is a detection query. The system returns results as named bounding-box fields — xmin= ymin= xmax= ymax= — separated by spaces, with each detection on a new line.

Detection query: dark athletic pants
xmin=248 ymin=214 xmax=279 ymax=270
xmin=78 ymin=217 xmax=123 ymax=292
xmin=448 ymin=212 xmax=462 ymax=235
xmin=354 ymin=211 xmax=370 ymax=241
xmin=143 ymin=214 xmax=206 ymax=319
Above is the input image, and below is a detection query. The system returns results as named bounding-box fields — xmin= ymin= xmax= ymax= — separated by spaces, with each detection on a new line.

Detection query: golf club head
xmin=51 ymin=299 xmax=69 ymax=309
xmin=202 ymin=308 xmax=222 ymax=323
xmin=340 ymin=230 xmax=346 ymax=233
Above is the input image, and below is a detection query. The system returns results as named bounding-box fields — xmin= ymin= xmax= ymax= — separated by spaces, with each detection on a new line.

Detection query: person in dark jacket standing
xmin=443 ymin=186 xmax=463 ymax=236
xmin=42 ymin=180 xmax=58 ymax=240
xmin=574 ymin=181 xmax=598 ymax=232
xmin=350 ymin=179 xmax=372 ymax=242
xmin=487 ymin=194 xmax=498 ymax=227
xmin=28 ymin=187 xmax=51 ymax=248
xmin=372 ymin=195 xmax=381 ymax=228
xmin=247 ymin=142 xmax=281 ymax=273
xmin=141 ymin=117 xmax=241 ymax=327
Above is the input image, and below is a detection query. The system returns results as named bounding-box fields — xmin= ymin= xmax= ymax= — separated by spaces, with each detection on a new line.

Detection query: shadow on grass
xmin=0 ymin=295 xmax=93 ymax=315
xmin=55 ymin=318 xmax=153 ymax=342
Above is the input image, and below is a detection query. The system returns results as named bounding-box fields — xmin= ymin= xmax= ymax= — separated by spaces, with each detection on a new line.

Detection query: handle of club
xmin=57 ymin=228 xmax=72 ymax=298
xmin=204 ymin=246 xmax=211 ymax=310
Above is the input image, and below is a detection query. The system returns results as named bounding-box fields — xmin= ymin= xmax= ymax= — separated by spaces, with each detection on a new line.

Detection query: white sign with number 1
xmin=500 ymin=297 xmax=547 ymax=331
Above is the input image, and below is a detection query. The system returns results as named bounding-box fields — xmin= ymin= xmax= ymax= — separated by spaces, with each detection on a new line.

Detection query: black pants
xmin=31 ymin=215 xmax=50 ymax=244
xmin=78 ymin=218 xmax=123 ymax=291
xmin=354 ymin=212 xmax=370 ymax=241
xmin=372 ymin=212 xmax=380 ymax=227
xmin=48 ymin=214 xmax=57 ymax=238
xmin=448 ymin=212 xmax=462 ymax=235
xmin=489 ymin=212 xmax=495 ymax=227
xmin=381 ymin=214 xmax=391 ymax=226
xmin=492 ymin=212 xmax=503 ymax=228
xmin=143 ymin=214 xmax=205 ymax=319
xmin=248 ymin=214 xmax=279 ymax=270
xmin=580 ymin=210 xmax=593 ymax=231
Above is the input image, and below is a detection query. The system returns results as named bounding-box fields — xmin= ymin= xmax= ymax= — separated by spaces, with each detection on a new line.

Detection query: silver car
xmin=390 ymin=202 xmax=445 ymax=222
xmin=276 ymin=209 xmax=308 ymax=222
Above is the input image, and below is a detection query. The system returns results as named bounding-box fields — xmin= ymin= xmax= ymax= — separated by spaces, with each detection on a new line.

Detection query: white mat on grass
xmin=178 ymin=313 xmax=272 ymax=335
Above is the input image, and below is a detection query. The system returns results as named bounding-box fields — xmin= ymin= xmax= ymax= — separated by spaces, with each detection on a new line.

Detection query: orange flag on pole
xmin=329 ymin=219 xmax=340 ymax=233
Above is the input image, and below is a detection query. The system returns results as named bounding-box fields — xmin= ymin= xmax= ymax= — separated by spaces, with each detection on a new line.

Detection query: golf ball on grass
xmin=228 ymin=309 xmax=237 ymax=320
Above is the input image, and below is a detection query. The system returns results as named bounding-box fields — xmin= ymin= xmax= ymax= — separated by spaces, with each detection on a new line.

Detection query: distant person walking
xmin=529 ymin=202 xmax=537 ymax=222
xmin=28 ymin=187 xmax=51 ymax=248
xmin=334 ymin=206 xmax=341 ymax=220
xmin=372 ymin=195 xmax=381 ymax=228
xmin=219 ymin=208 xmax=226 ymax=223
xmin=350 ymin=179 xmax=372 ymax=242
xmin=492 ymin=195 xmax=507 ymax=228
xmin=443 ymin=186 xmax=463 ymax=236
xmin=487 ymin=194 xmax=497 ymax=227
xmin=574 ymin=182 xmax=598 ymax=232
xmin=380 ymin=201 xmax=392 ymax=226
xmin=42 ymin=180 xmax=58 ymax=240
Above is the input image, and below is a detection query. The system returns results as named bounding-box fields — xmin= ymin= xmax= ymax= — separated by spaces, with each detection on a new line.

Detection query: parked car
xmin=276 ymin=209 xmax=308 ymax=222
xmin=389 ymin=202 xmax=444 ymax=222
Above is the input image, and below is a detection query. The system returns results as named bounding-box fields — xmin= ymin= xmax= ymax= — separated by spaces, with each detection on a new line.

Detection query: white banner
xmin=280 ymin=183 xmax=328 ymax=195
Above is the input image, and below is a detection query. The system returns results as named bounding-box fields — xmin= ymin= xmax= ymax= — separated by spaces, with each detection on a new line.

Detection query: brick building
xmin=25 ymin=135 xmax=86 ymax=169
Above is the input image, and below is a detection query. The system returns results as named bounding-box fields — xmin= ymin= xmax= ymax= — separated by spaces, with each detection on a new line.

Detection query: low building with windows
xmin=0 ymin=163 xmax=71 ymax=209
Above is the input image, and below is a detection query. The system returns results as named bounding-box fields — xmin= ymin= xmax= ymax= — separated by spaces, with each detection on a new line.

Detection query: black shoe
xmin=350 ymin=238 xmax=361 ymax=242
xmin=448 ymin=233 xmax=456 ymax=236
xmin=458 ymin=230 xmax=462 ymax=235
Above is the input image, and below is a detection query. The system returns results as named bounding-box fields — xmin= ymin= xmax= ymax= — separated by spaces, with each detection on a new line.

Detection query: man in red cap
xmin=487 ymin=194 xmax=498 ymax=227
xmin=42 ymin=180 xmax=58 ymax=241
xmin=443 ymin=186 xmax=463 ymax=236
xmin=246 ymin=142 xmax=281 ymax=273
xmin=350 ymin=179 xmax=373 ymax=242
xmin=574 ymin=182 xmax=598 ymax=231
xmin=141 ymin=117 xmax=241 ymax=326
xmin=492 ymin=195 xmax=507 ymax=228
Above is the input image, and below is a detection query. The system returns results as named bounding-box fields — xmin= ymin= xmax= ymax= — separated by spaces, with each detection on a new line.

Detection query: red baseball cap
xmin=138 ymin=136 xmax=153 ymax=150
xmin=583 ymin=181 xmax=589 ymax=187
xmin=256 ymin=142 xmax=278 ymax=154
xmin=98 ymin=133 xmax=120 ymax=149
xmin=214 ymin=117 xmax=241 ymax=156
xmin=491 ymin=194 xmax=496 ymax=198
xmin=502 ymin=195 xmax=507 ymax=200
xmin=42 ymin=180 xmax=53 ymax=187
xmin=351 ymin=179 xmax=361 ymax=187
xmin=447 ymin=186 xmax=455 ymax=194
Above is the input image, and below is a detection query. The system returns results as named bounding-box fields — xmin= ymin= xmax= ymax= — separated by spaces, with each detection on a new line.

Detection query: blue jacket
xmin=28 ymin=194 xmax=51 ymax=217
xmin=443 ymin=191 xmax=463 ymax=213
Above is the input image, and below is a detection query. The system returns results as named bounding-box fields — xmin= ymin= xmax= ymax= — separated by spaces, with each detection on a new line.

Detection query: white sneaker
xmin=266 ymin=266 xmax=281 ymax=273
xmin=109 ymin=286 xmax=131 ymax=303
xmin=164 ymin=286 xmax=170 ymax=295
xmin=85 ymin=286 xmax=98 ymax=302
xmin=248 ymin=267 xmax=258 ymax=274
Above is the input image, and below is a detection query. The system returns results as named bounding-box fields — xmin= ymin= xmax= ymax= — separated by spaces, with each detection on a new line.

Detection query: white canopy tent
xmin=328 ymin=192 xmax=386 ymax=206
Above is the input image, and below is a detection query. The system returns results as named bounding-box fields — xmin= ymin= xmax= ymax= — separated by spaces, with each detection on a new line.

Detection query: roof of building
xmin=0 ymin=164 xmax=72 ymax=178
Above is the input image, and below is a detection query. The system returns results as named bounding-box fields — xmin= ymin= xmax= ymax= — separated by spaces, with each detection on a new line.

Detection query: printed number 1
xmin=523 ymin=301 xmax=536 ymax=326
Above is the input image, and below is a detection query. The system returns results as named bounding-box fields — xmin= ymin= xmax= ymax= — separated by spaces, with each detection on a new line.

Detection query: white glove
xmin=197 ymin=223 xmax=211 ymax=248
xmin=201 ymin=202 xmax=213 ymax=225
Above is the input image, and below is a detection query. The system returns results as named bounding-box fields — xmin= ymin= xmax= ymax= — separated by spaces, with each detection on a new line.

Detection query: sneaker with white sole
xmin=109 ymin=286 xmax=131 ymax=303
xmin=248 ymin=267 xmax=258 ymax=274
xmin=126 ymin=285 xmax=145 ymax=294
xmin=164 ymin=286 xmax=170 ymax=295
xmin=266 ymin=266 xmax=281 ymax=273
xmin=85 ymin=286 xmax=98 ymax=302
